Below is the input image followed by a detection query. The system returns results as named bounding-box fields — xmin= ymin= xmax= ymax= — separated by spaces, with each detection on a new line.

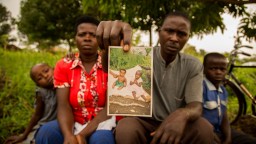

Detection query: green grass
xmin=0 ymin=49 xmax=64 ymax=143
xmin=1 ymin=49 xmax=255 ymax=143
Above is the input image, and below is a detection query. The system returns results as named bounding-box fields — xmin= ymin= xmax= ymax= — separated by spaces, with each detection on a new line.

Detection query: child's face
xmin=31 ymin=64 xmax=54 ymax=89
xmin=204 ymin=57 xmax=227 ymax=86
xmin=135 ymin=71 xmax=142 ymax=79
xmin=120 ymin=70 xmax=126 ymax=76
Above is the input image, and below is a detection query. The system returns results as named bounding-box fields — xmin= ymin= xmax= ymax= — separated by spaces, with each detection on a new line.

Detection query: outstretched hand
xmin=150 ymin=109 xmax=188 ymax=144
xmin=96 ymin=20 xmax=132 ymax=52
xmin=4 ymin=135 xmax=25 ymax=144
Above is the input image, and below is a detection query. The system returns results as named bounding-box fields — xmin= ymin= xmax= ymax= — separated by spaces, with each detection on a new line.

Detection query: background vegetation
xmin=1 ymin=46 xmax=256 ymax=142
xmin=1 ymin=0 xmax=256 ymax=143
xmin=0 ymin=49 xmax=63 ymax=142
xmin=1 ymin=0 xmax=255 ymax=51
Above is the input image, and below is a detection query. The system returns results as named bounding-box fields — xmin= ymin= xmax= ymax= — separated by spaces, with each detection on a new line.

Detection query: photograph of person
xmin=108 ymin=46 xmax=153 ymax=117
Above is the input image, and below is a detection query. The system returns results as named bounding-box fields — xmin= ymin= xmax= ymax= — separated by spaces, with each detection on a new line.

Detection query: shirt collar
xmin=69 ymin=51 xmax=102 ymax=70
xmin=204 ymin=76 xmax=223 ymax=93
xmin=156 ymin=46 xmax=178 ymax=68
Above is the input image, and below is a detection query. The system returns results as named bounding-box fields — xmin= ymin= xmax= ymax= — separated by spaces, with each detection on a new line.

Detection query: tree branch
xmin=202 ymin=0 xmax=256 ymax=5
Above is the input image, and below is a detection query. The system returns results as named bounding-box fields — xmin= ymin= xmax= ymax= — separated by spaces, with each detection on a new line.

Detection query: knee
xmin=115 ymin=117 xmax=137 ymax=135
xmin=115 ymin=117 xmax=143 ymax=141
xmin=189 ymin=117 xmax=214 ymax=142
xmin=35 ymin=120 xmax=63 ymax=144
xmin=89 ymin=130 xmax=115 ymax=144
xmin=197 ymin=117 xmax=214 ymax=136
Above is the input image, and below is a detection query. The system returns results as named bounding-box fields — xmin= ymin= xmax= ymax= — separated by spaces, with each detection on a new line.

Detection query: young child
xmin=110 ymin=69 xmax=127 ymax=90
xmin=203 ymin=53 xmax=256 ymax=144
xmin=202 ymin=52 xmax=231 ymax=144
xmin=5 ymin=63 xmax=56 ymax=144
xmin=130 ymin=70 xmax=148 ymax=102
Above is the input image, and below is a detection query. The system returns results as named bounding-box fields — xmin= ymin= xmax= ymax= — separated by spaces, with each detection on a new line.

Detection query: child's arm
xmin=109 ymin=70 xmax=118 ymax=78
xmin=134 ymin=79 xmax=142 ymax=87
xmin=5 ymin=93 xmax=44 ymax=143
xmin=124 ymin=77 xmax=127 ymax=87
xmin=220 ymin=111 xmax=231 ymax=144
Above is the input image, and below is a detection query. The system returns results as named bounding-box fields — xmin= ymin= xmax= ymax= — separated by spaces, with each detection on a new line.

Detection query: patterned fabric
xmin=54 ymin=52 xmax=107 ymax=124
xmin=202 ymin=77 xmax=228 ymax=133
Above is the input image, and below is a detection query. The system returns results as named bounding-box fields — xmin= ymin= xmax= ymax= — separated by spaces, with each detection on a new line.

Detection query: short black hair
xmin=74 ymin=15 xmax=100 ymax=34
xmin=30 ymin=63 xmax=49 ymax=83
xmin=120 ymin=69 xmax=126 ymax=73
xmin=203 ymin=52 xmax=227 ymax=67
xmin=163 ymin=11 xmax=191 ymax=27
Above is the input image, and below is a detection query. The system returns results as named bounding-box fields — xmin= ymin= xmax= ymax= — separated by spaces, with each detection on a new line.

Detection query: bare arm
xmin=57 ymin=88 xmax=77 ymax=144
xmin=221 ymin=111 xmax=231 ymax=144
xmin=5 ymin=94 xmax=44 ymax=144
xmin=109 ymin=70 xmax=118 ymax=78
xmin=77 ymin=106 xmax=110 ymax=138
xmin=124 ymin=77 xmax=127 ymax=87
xmin=76 ymin=96 xmax=111 ymax=141
xmin=150 ymin=102 xmax=202 ymax=144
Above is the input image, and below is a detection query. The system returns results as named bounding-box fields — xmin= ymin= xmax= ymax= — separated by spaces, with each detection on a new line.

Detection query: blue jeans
xmin=35 ymin=120 xmax=115 ymax=144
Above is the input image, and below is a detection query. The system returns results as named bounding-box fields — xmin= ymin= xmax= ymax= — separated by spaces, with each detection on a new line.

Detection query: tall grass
xmin=0 ymin=49 xmax=255 ymax=142
xmin=0 ymin=49 xmax=64 ymax=142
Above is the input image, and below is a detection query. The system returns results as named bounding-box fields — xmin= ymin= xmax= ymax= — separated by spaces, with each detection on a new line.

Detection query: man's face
xmin=75 ymin=23 xmax=98 ymax=55
xmin=31 ymin=64 xmax=54 ymax=89
xmin=204 ymin=58 xmax=228 ymax=86
xmin=159 ymin=16 xmax=190 ymax=58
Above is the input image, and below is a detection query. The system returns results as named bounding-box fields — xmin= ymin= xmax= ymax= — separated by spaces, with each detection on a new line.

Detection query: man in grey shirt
xmin=112 ymin=11 xmax=214 ymax=144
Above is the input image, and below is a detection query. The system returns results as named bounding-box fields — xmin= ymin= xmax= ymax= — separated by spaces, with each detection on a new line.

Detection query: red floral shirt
xmin=54 ymin=53 xmax=107 ymax=124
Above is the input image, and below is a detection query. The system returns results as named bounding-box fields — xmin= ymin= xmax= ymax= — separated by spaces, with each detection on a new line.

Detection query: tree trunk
xmin=149 ymin=28 xmax=152 ymax=46
xmin=67 ymin=39 xmax=72 ymax=52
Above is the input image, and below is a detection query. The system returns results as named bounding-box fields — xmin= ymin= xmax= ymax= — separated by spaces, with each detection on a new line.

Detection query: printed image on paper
xmin=107 ymin=46 xmax=153 ymax=117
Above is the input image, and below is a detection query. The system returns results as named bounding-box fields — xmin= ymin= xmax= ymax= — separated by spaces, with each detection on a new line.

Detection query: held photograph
xmin=107 ymin=46 xmax=153 ymax=117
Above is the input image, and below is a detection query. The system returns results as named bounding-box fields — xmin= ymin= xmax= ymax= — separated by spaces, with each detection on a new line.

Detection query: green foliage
xmin=18 ymin=0 xmax=83 ymax=50
xmin=81 ymin=0 xmax=249 ymax=37
xmin=238 ymin=12 xmax=256 ymax=41
xmin=0 ymin=4 xmax=12 ymax=48
xmin=109 ymin=48 xmax=151 ymax=70
xmin=0 ymin=49 xmax=63 ymax=143
xmin=17 ymin=0 xmax=255 ymax=48
xmin=0 ymin=4 xmax=11 ymax=23
xmin=231 ymin=68 xmax=256 ymax=108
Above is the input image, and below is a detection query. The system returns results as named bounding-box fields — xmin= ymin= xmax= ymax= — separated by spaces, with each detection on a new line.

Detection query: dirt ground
xmin=232 ymin=115 xmax=256 ymax=138
xmin=109 ymin=95 xmax=151 ymax=116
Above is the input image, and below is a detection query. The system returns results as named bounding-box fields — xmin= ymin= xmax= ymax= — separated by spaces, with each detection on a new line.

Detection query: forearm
xmin=221 ymin=112 xmax=231 ymax=143
xmin=22 ymin=114 xmax=42 ymax=138
xmin=78 ymin=107 xmax=110 ymax=137
xmin=183 ymin=101 xmax=202 ymax=122
xmin=101 ymin=49 xmax=108 ymax=72
xmin=57 ymin=103 xmax=75 ymax=138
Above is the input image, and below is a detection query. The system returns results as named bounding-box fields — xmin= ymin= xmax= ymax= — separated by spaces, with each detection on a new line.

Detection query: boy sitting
xmin=203 ymin=52 xmax=256 ymax=144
